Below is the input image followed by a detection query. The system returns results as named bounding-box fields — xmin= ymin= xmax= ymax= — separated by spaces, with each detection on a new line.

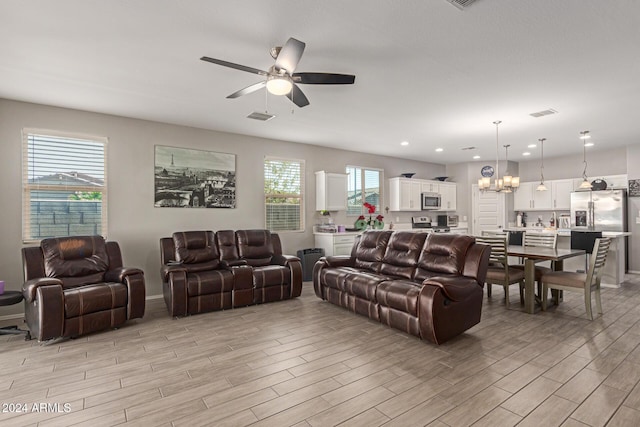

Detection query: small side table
xmin=0 ymin=290 xmax=30 ymax=340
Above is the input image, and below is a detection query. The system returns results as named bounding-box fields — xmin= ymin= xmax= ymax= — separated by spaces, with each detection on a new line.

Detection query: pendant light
xmin=502 ymin=144 xmax=519 ymax=192
xmin=578 ymin=130 xmax=592 ymax=189
xmin=536 ymin=138 xmax=547 ymax=191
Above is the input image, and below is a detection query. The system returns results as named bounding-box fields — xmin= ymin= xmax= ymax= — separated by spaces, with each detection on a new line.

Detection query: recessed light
xmin=522 ymin=152 xmax=531 ymax=156
xmin=473 ymin=155 xmax=480 ymax=159
xmin=584 ymin=142 xmax=594 ymax=147
xmin=400 ymin=141 xmax=409 ymax=146
xmin=435 ymin=148 xmax=443 ymax=152
xmin=528 ymin=144 xmax=537 ymax=148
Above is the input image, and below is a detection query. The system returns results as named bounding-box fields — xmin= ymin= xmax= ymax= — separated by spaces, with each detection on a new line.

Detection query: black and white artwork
xmin=154 ymin=145 xmax=236 ymax=208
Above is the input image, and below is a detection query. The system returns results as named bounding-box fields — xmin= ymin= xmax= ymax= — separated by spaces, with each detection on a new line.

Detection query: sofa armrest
xmin=271 ymin=254 xmax=300 ymax=266
xmin=271 ymin=255 xmax=303 ymax=298
xmin=116 ymin=268 xmax=146 ymax=320
xmin=422 ymin=276 xmax=482 ymax=302
xmin=323 ymin=255 xmax=355 ymax=268
xmin=105 ymin=267 xmax=144 ymax=283
xmin=23 ymin=277 xmax=63 ymax=303
xmin=161 ymin=264 xmax=187 ymax=281
xmin=221 ymin=259 xmax=248 ymax=268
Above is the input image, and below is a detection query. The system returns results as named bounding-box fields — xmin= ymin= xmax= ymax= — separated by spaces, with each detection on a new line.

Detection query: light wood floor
xmin=2 ymin=276 xmax=640 ymax=427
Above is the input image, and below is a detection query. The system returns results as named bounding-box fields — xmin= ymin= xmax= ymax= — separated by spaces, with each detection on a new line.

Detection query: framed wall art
xmin=154 ymin=145 xmax=236 ymax=208
xmin=629 ymin=179 xmax=640 ymax=197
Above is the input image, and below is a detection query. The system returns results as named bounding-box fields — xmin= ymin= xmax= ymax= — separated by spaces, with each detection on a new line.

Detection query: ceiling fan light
xmin=266 ymin=77 xmax=293 ymax=95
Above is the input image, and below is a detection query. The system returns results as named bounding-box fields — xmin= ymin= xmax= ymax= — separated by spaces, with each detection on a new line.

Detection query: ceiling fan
xmin=200 ymin=37 xmax=355 ymax=108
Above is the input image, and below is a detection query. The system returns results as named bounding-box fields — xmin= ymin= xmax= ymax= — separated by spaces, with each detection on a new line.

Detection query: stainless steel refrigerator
xmin=570 ymin=189 xmax=628 ymax=231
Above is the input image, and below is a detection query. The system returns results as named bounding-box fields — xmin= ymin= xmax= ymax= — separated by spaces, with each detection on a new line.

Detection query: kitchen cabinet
xmin=314 ymin=233 xmax=357 ymax=256
xmin=421 ymin=181 xmax=439 ymax=193
xmin=551 ymin=179 xmax=574 ymax=210
xmin=449 ymin=227 xmax=468 ymax=235
xmin=389 ymin=177 xmax=422 ymax=211
xmin=438 ymin=182 xmax=457 ymax=211
xmin=315 ymin=171 xmax=347 ymax=211
xmin=514 ymin=181 xmax=553 ymax=211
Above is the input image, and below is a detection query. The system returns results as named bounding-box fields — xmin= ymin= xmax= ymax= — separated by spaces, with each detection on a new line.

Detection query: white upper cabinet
xmin=421 ymin=181 xmax=439 ymax=193
xmin=315 ymin=171 xmax=347 ymax=211
xmin=439 ymin=182 xmax=457 ymax=211
xmin=514 ymin=181 xmax=552 ymax=211
xmin=389 ymin=177 xmax=422 ymax=211
xmin=551 ymin=179 xmax=574 ymax=210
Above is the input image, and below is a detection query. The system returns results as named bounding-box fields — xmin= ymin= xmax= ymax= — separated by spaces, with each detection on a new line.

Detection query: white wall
xmin=0 ymin=98 xmax=446 ymax=312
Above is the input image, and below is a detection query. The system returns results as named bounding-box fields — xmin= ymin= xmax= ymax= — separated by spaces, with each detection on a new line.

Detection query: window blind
xmin=22 ymin=130 xmax=108 ymax=242
xmin=264 ymin=157 xmax=304 ymax=231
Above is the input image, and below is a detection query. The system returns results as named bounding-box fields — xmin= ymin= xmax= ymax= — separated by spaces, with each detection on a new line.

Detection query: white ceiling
xmin=1 ymin=0 xmax=639 ymax=164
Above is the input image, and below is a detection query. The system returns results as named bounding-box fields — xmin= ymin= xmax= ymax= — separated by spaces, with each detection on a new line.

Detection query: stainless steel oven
xmin=421 ymin=192 xmax=441 ymax=210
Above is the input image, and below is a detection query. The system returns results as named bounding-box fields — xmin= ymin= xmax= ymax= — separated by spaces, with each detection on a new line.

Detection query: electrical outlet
xmin=396 ymin=216 xmax=400 ymax=222
xmin=636 ymin=217 xmax=640 ymax=224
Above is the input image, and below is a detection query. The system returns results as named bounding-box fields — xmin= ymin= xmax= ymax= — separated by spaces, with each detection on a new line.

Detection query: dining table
xmin=506 ymin=245 xmax=586 ymax=314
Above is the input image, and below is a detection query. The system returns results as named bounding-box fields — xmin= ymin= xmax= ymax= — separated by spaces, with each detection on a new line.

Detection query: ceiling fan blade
xmin=200 ymin=56 xmax=268 ymax=76
xmin=226 ymin=81 xmax=266 ymax=99
xmin=275 ymin=38 xmax=306 ymax=73
xmin=292 ymin=72 xmax=356 ymax=85
xmin=286 ymin=84 xmax=310 ymax=108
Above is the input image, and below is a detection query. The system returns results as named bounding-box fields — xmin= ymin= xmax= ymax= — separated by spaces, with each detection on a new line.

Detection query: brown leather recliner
xmin=313 ymin=231 xmax=490 ymax=345
xmin=160 ymin=229 xmax=302 ymax=317
xmin=21 ymin=235 xmax=146 ymax=342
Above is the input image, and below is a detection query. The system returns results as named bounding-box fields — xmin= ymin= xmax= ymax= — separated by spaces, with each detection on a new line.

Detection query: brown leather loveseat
xmin=22 ymin=235 xmax=146 ymax=342
xmin=160 ymin=229 xmax=302 ymax=317
xmin=313 ymin=231 xmax=490 ymax=344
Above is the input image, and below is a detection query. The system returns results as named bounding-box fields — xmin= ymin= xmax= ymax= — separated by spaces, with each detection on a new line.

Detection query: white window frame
xmin=346 ymin=165 xmax=384 ymax=216
xmin=22 ymin=128 xmax=108 ymax=243
xmin=264 ymin=156 xmax=305 ymax=232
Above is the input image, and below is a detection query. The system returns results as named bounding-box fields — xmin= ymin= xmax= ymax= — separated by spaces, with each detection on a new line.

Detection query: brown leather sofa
xmin=313 ymin=231 xmax=490 ymax=344
xmin=21 ymin=235 xmax=146 ymax=342
xmin=160 ymin=229 xmax=302 ymax=317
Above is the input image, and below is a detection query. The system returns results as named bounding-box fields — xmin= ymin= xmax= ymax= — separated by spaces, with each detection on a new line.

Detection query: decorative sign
xmin=480 ymin=165 xmax=494 ymax=177
xmin=629 ymin=179 xmax=640 ymax=197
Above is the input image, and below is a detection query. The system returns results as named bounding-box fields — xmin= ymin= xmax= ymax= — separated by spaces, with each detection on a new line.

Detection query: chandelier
xmin=478 ymin=121 xmax=520 ymax=192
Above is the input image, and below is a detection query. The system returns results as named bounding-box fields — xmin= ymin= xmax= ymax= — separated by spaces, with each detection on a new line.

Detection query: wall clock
xmin=481 ymin=165 xmax=494 ymax=177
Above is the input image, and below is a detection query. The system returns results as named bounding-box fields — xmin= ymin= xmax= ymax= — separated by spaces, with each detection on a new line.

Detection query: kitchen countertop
xmin=485 ymin=228 xmax=631 ymax=238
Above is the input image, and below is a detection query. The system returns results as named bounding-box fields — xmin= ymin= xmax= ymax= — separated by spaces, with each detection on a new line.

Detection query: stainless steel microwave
xmin=421 ymin=192 xmax=441 ymax=210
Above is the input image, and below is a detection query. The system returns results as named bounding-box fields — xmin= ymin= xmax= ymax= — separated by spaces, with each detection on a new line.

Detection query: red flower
xmin=358 ymin=215 xmax=365 ymax=220
xmin=376 ymin=214 xmax=384 ymax=221
xmin=363 ymin=202 xmax=376 ymax=214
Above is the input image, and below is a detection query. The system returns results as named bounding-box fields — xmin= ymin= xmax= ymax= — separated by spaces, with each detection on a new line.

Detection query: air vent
xmin=445 ymin=0 xmax=479 ymax=10
xmin=247 ymin=111 xmax=275 ymax=121
xmin=530 ymin=109 xmax=558 ymax=118
xmin=461 ymin=146 xmax=477 ymax=150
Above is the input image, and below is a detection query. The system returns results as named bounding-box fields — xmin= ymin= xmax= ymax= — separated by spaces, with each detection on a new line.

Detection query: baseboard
xmin=1 ymin=294 xmax=165 ymax=322
xmin=627 ymin=270 xmax=640 ymax=275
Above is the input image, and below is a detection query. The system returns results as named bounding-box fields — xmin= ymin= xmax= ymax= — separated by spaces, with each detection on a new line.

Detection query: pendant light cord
xmin=539 ymin=138 xmax=546 ymax=183
xmin=494 ymin=120 xmax=501 ymax=185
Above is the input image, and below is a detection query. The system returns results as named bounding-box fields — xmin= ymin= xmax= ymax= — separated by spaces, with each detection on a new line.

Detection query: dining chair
xmin=476 ymin=235 xmax=525 ymax=308
xmin=512 ymin=233 xmax=558 ymax=296
xmin=541 ymin=237 xmax=611 ymax=320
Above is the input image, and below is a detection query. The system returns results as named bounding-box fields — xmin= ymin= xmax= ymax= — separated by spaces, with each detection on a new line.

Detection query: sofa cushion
xmin=415 ymin=234 xmax=474 ymax=281
xmin=253 ymin=265 xmax=291 ymax=288
xmin=64 ymin=282 xmax=127 ymax=318
xmin=343 ymin=271 xmax=388 ymax=300
xmin=377 ymin=280 xmax=421 ymax=317
xmin=354 ymin=231 xmax=393 ymax=272
xmin=236 ymin=230 xmax=274 ymax=266
xmin=186 ymin=269 xmax=234 ymax=296
xmin=380 ymin=232 xmax=428 ymax=280
xmin=42 ymin=236 xmax=109 ymax=281
xmin=173 ymin=231 xmax=220 ymax=268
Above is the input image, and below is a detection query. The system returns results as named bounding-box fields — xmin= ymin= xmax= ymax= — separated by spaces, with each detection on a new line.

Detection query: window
xmin=264 ymin=157 xmax=305 ymax=231
xmin=22 ymin=129 xmax=108 ymax=242
xmin=346 ymin=166 xmax=383 ymax=216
